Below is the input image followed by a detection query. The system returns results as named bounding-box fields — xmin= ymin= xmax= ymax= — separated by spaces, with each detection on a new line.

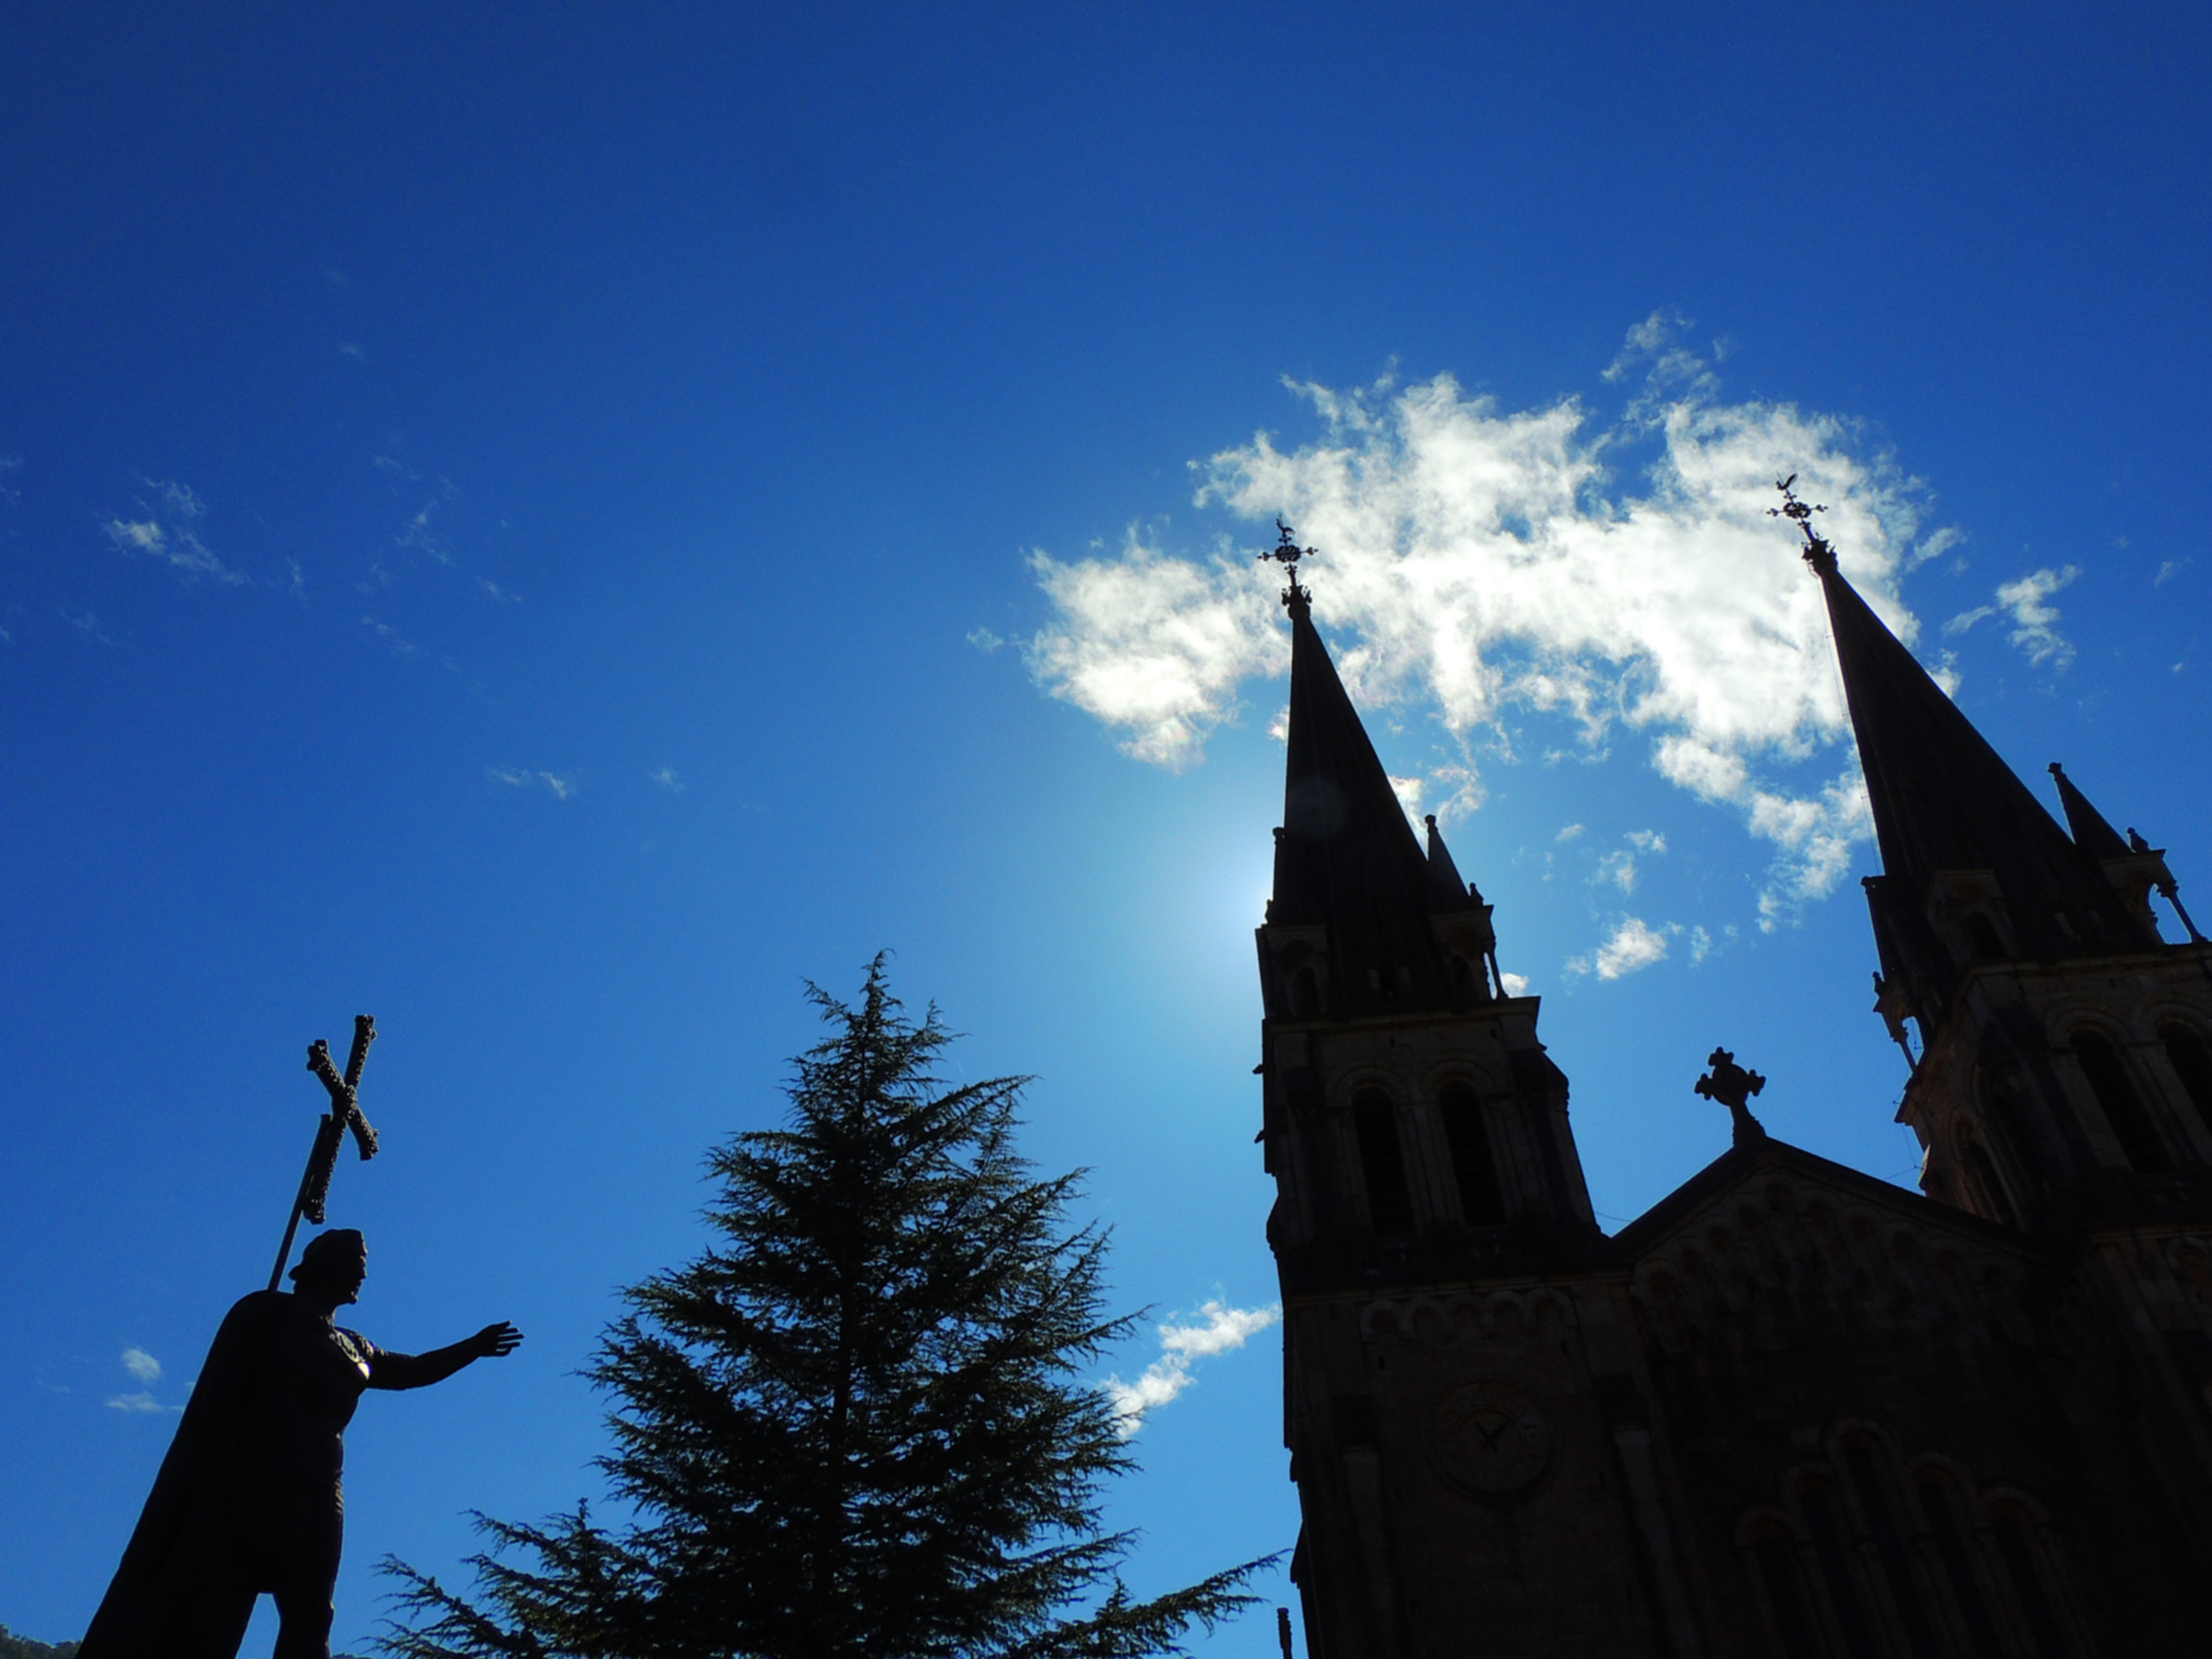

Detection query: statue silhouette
xmin=77 ymin=1229 xmax=522 ymax=1659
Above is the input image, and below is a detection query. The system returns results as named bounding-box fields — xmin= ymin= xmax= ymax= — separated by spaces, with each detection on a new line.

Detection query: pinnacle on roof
xmin=2047 ymin=762 xmax=2132 ymax=860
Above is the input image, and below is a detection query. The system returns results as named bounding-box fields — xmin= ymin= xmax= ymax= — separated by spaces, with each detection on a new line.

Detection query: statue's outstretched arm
xmin=367 ymin=1322 xmax=524 ymax=1390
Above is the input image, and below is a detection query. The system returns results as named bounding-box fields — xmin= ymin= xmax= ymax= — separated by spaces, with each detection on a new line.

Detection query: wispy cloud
xmin=120 ymin=1346 xmax=161 ymax=1383
xmin=64 ymin=608 xmax=119 ymax=646
xmin=2157 ymin=558 xmax=2190 ymax=587
xmin=361 ymin=614 xmax=422 ymax=657
xmin=1029 ymin=324 xmax=1932 ymax=925
xmin=1569 ymin=916 xmax=1674 ymax=980
xmin=1947 ymin=565 xmax=2080 ymax=668
xmin=650 ymin=767 xmax=685 ymax=793
xmin=393 ymin=487 xmax=519 ymax=604
xmin=1103 ymin=1299 xmax=1280 ymax=1438
xmin=1996 ymin=566 xmax=2079 ymax=666
xmin=101 ymin=478 xmax=246 ymax=585
xmin=966 ymin=626 xmax=1005 ymax=653
xmin=490 ymin=767 xmax=576 ymax=800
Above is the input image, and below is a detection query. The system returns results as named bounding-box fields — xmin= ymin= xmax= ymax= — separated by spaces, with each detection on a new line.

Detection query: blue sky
xmin=4 ymin=4 xmax=2210 ymax=1652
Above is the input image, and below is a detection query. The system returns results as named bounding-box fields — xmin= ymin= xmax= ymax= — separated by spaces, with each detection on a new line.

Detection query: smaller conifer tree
xmin=384 ymin=959 xmax=1267 ymax=1659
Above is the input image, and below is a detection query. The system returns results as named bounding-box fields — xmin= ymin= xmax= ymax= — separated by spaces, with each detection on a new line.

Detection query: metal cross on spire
xmin=267 ymin=1014 xmax=381 ymax=1290
xmin=1260 ymin=518 xmax=1317 ymax=616
xmin=1768 ymin=474 xmax=1837 ymax=572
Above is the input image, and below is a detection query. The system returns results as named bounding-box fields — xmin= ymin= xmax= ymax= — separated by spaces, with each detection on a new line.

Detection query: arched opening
xmin=1746 ymin=1526 xmax=1821 ymax=1659
xmin=1842 ymin=1444 xmax=1938 ymax=1659
xmin=2161 ymin=1024 xmax=2212 ymax=1136
xmin=2073 ymin=1031 xmax=2171 ymax=1171
xmin=1966 ymin=1141 xmax=2017 ymax=1227
xmin=1798 ymin=1481 xmax=1879 ymax=1659
xmin=1351 ymin=1090 xmax=1415 ymax=1234
xmin=1438 ymin=1083 xmax=1504 ymax=1225
xmin=1990 ymin=1510 xmax=2069 ymax=1659
xmin=1917 ymin=1475 xmax=2005 ymax=1659
xmin=1287 ymin=966 xmax=1319 ymax=1019
xmin=1964 ymin=912 xmax=2006 ymax=961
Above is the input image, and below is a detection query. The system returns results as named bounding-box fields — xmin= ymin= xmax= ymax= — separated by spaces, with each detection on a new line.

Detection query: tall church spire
xmin=1775 ymin=481 xmax=2158 ymax=1032
xmin=1262 ymin=528 xmax=1491 ymax=1014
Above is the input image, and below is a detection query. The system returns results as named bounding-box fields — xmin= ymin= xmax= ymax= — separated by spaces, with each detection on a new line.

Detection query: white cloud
xmin=1569 ymin=916 xmax=1673 ymax=981
xmin=106 ymin=1390 xmax=170 ymax=1414
xmin=1103 ymin=1298 xmax=1280 ymax=1438
xmin=120 ymin=1346 xmax=161 ymax=1383
xmin=1556 ymin=823 xmax=1585 ymax=842
xmin=1943 ymin=603 xmax=1995 ymax=637
xmin=966 ymin=626 xmax=1005 ymax=652
xmin=1499 ymin=971 xmax=1531 ymax=997
xmin=1389 ymin=773 xmax=1425 ymax=829
xmin=101 ymin=478 xmax=245 ymax=585
xmin=1596 ymin=850 xmax=1638 ymax=892
xmin=2157 ymin=558 xmax=2189 ymax=587
xmin=1029 ymin=340 xmax=1931 ymax=921
xmin=489 ymin=767 xmax=576 ymax=799
xmin=361 ymin=615 xmax=422 ymax=657
xmin=650 ymin=767 xmax=685 ymax=793
xmin=1994 ymin=566 xmax=2078 ymax=667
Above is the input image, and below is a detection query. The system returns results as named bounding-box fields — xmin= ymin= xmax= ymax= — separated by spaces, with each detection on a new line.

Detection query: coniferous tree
xmin=383 ymin=960 xmax=1267 ymax=1659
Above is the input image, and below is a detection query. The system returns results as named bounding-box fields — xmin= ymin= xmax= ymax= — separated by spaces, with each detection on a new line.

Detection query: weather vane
xmin=1260 ymin=517 xmax=1316 ymax=613
xmin=1769 ymin=474 xmax=1837 ymax=572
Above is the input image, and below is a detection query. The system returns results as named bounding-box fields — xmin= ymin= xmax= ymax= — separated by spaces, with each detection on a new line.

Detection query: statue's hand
xmin=469 ymin=1321 xmax=524 ymax=1359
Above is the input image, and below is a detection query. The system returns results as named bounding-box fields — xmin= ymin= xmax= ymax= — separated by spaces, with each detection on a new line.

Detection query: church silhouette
xmin=1254 ymin=508 xmax=2212 ymax=1656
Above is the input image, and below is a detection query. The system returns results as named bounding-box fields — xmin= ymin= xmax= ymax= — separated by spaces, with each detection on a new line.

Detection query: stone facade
xmin=1255 ymin=536 xmax=2212 ymax=1657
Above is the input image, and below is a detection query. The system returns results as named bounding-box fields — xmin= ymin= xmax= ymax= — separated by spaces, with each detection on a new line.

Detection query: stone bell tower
xmin=1251 ymin=529 xmax=1665 ymax=1658
xmin=1775 ymin=481 xmax=2212 ymax=1240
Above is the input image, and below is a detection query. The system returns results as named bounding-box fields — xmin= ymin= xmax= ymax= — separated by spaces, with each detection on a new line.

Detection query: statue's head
xmin=290 ymin=1228 xmax=368 ymax=1304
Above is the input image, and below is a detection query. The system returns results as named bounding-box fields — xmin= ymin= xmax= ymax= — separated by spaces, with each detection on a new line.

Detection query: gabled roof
xmin=1608 ymin=1130 xmax=2040 ymax=1265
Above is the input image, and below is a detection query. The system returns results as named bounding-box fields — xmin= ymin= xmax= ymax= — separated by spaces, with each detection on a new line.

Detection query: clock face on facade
xmin=1432 ymin=1380 xmax=1551 ymax=1499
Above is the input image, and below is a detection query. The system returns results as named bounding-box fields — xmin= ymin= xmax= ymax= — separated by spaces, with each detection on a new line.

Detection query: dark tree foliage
xmin=0 ymin=1625 xmax=80 ymax=1659
xmin=383 ymin=960 xmax=1267 ymax=1659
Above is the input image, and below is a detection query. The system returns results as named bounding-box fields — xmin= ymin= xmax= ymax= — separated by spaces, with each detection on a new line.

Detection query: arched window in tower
xmin=1351 ymin=1090 xmax=1415 ymax=1234
xmin=1990 ymin=1508 xmax=2070 ymax=1659
xmin=1843 ymin=1444 xmax=1939 ymax=1659
xmin=1916 ymin=1474 xmax=2005 ymax=1659
xmin=2161 ymin=1024 xmax=2212 ymax=1136
xmin=1965 ymin=1140 xmax=2017 ymax=1227
xmin=1965 ymin=912 xmax=2006 ymax=961
xmin=2072 ymin=1031 xmax=2171 ymax=1171
xmin=1438 ymin=1083 xmax=1504 ymax=1225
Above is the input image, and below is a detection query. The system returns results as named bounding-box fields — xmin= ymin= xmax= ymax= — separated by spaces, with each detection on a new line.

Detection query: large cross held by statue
xmin=267 ymin=1014 xmax=380 ymax=1291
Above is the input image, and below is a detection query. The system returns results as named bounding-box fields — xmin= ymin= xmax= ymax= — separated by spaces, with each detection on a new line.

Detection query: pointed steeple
xmin=1262 ymin=528 xmax=1491 ymax=1015
xmin=2048 ymin=762 xmax=2131 ymax=860
xmin=1775 ymin=479 xmax=2160 ymax=1015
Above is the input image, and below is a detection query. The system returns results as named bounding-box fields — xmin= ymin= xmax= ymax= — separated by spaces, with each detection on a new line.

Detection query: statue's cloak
xmin=77 ymin=1291 xmax=305 ymax=1658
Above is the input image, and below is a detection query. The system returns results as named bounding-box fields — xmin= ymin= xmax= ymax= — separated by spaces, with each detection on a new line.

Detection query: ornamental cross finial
xmin=1261 ymin=518 xmax=1316 ymax=616
xmin=1694 ymin=1046 xmax=1767 ymax=1145
xmin=268 ymin=1014 xmax=381 ymax=1290
xmin=1769 ymin=474 xmax=1837 ymax=573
